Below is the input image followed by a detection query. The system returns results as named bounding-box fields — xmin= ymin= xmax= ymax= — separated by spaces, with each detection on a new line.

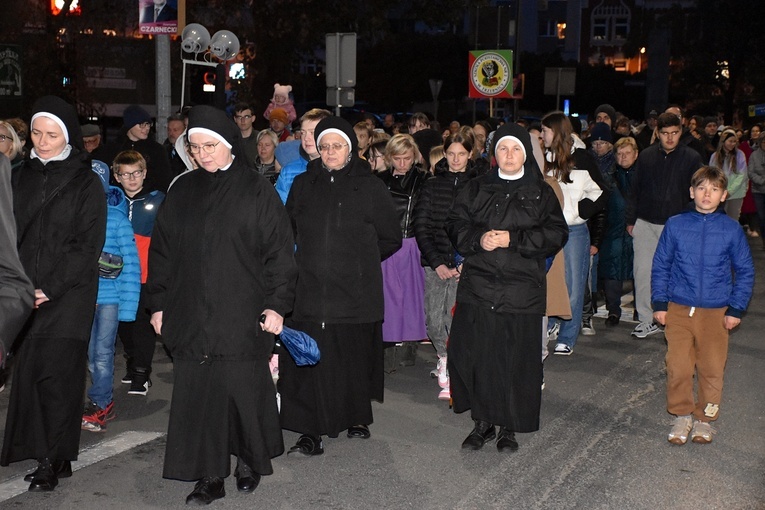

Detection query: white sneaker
xmin=631 ymin=322 xmax=663 ymax=339
xmin=438 ymin=384 xmax=450 ymax=401
xmin=581 ymin=318 xmax=596 ymax=336
xmin=553 ymin=343 xmax=572 ymax=355
xmin=668 ymin=415 xmax=693 ymax=445
xmin=434 ymin=356 xmax=448 ymax=388
xmin=691 ymin=420 xmax=715 ymax=444
xmin=547 ymin=322 xmax=561 ymax=342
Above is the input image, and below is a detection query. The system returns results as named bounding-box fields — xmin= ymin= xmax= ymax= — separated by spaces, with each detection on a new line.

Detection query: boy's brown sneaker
xmin=691 ymin=420 xmax=715 ymax=444
xmin=667 ymin=415 xmax=693 ymax=445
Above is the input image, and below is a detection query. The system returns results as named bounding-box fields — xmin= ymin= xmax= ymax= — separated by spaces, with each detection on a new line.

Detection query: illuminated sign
xmin=50 ymin=0 xmax=81 ymax=15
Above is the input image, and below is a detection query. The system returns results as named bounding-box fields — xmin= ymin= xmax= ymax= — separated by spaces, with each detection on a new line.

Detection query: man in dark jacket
xmin=665 ymin=105 xmax=706 ymax=160
xmin=626 ymin=112 xmax=703 ymax=339
xmin=146 ymin=106 xmax=297 ymax=505
xmin=101 ymin=105 xmax=173 ymax=192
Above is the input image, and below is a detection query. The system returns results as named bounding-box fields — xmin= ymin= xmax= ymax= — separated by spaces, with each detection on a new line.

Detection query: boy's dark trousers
xmin=117 ymin=284 xmax=156 ymax=379
xmin=665 ymin=303 xmax=728 ymax=422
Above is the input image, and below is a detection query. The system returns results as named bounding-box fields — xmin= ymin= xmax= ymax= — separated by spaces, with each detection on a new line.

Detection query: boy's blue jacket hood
xmin=106 ymin=186 xmax=128 ymax=213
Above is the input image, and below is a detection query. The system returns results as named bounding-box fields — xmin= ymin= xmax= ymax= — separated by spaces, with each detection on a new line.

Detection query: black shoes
xmin=24 ymin=459 xmax=71 ymax=483
xmin=288 ymin=434 xmax=324 ymax=457
xmin=128 ymin=367 xmax=152 ymax=396
xmin=234 ymin=460 xmax=260 ymax=493
xmin=186 ymin=476 xmax=225 ymax=505
xmin=28 ymin=459 xmax=61 ymax=492
xmin=461 ymin=420 xmax=496 ymax=450
xmin=496 ymin=428 xmax=519 ymax=452
xmin=347 ymin=424 xmax=371 ymax=439
xmin=605 ymin=314 xmax=620 ymax=327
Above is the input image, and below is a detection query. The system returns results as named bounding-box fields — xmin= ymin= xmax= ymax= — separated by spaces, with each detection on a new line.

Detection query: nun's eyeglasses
xmin=188 ymin=141 xmax=221 ymax=154
xmin=319 ymin=143 xmax=348 ymax=153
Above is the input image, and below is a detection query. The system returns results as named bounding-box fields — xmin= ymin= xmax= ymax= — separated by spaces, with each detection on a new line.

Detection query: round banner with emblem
xmin=468 ymin=50 xmax=514 ymax=99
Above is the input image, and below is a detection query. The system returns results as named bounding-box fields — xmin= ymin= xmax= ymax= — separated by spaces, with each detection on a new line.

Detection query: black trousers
xmin=118 ymin=284 xmax=156 ymax=369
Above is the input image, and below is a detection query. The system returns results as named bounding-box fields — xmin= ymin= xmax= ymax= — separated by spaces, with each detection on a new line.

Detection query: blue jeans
xmin=88 ymin=303 xmax=119 ymax=408
xmin=552 ymin=224 xmax=590 ymax=348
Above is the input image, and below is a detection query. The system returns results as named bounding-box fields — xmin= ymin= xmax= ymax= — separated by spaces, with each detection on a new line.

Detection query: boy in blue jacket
xmin=652 ymin=166 xmax=754 ymax=445
xmin=82 ymin=185 xmax=141 ymax=432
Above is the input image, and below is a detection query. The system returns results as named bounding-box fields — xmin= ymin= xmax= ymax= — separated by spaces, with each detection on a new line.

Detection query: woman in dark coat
xmin=281 ymin=116 xmax=401 ymax=455
xmin=1 ymin=96 xmax=107 ymax=491
xmin=598 ymin=136 xmax=638 ymax=326
xmin=413 ymin=130 xmax=481 ymax=400
xmin=146 ymin=105 xmax=297 ymax=505
xmin=444 ymin=123 xmax=568 ymax=452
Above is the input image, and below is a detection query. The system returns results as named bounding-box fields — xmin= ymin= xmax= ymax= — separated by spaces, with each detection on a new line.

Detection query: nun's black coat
xmin=444 ymin=123 xmax=568 ymax=433
xmin=146 ymin=153 xmax=297 ymax=479
xmin=279 ymin=151 xmax=401 ymax=437
xmin=2 ymin=96 xmax=106 ymax=465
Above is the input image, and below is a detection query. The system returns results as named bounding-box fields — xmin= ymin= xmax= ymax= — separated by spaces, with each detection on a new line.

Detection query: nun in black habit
xmin=444 ymin=123 xmax=568 ymax=452
xmin=146 ymin=105 xmax=297 ymax=505
xmin=1 ymin=96 xmax=107 ymax=491
xmin=280 ymin=116 xmax=401 ymax=455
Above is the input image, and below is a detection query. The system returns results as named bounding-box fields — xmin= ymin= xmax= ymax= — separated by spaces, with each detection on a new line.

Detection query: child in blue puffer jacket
xmin=82 ymin=184 xmax=141 ymax=432
xmin=652 ymin=166 xmax=754 ymax=446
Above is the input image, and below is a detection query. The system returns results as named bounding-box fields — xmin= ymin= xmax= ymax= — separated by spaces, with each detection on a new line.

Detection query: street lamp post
xmin=179 ymin=24 xmax=240 ymax=109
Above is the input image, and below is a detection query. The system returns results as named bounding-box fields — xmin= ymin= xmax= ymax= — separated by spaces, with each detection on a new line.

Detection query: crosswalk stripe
xmin=0 ymin=431 xmax=165 ymax=503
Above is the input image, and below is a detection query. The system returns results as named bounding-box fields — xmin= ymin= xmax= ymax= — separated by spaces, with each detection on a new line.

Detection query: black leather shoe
xmin=605 ymin=315 xmax=620 ymax=327
xmin=461 ymin=420 xmax=496 ymax=450
xmin=347 ymin=424 xmax=371 ymax=439
xmin=288 ymin=435 xmax=324 ymax=457
xmin=24 ymin=459 xmax=72 ymax=483
xmin=186 ymin=477 xmax=225 ymax=505
xmin=28 ymin=459 xmax=58 ymax=492
xmin=497 ymin=428 xmax=519 ymax=452
xmin=234 ymin=460 xmax=260 ymax=493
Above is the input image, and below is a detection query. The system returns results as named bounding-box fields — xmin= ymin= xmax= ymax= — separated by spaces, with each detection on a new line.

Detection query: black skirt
xmin=1 ymin=337 xmax=88 ymax=465
xmin=447 ymin=302 xmax=543 ymax=433
xmin=163 ymin=358 xmax=283 ymax=481
xmin=278 ymin=321 xmax=383 ymax=438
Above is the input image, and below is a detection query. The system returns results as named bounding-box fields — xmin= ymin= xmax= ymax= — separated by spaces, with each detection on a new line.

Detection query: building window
xmin=590 ymin=1 xmax=630 ymax=44
xmin=593 ymin=18 xmax=608 ymax=40
xmin=557 ymin=22 xmax=566 ymax=39
xmin=540 ymin=19 xmax=560 ymax=37
xmin=614 ymin=17 xmax=629 ymax=39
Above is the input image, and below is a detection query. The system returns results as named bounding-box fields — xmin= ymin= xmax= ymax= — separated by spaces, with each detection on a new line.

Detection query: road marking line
xmin=0 ymin=431 xmax=165 ymax=503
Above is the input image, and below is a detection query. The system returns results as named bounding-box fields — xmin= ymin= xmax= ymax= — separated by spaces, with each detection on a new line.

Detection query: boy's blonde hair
xmin=691 ymin=165 xmax=727 ymax=190
xmin=113 ymin=150 xmax=147 ymax=173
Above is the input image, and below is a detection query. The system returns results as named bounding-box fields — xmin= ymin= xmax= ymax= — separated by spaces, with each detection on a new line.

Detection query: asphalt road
xmin=1 ymin=240 xmax=763 ymax=509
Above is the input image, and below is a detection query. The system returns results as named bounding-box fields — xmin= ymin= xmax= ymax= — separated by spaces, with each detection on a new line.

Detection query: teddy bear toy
xmin=263 ymin=83 xmax=297 ymax=125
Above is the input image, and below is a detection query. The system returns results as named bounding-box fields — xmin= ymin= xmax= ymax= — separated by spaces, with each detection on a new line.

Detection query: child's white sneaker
xmin=667 ymin=415 xmax=693 ymax=445
xmin=691 ymin=420 xmax=715 ymax=444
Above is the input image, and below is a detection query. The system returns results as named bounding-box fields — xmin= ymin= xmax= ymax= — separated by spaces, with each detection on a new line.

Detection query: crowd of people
xmin=0 ymin=96 xmax=759 ymax=505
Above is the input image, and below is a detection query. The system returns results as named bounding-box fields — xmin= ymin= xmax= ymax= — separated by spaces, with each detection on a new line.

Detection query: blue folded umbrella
xmin=260 ymin=315 xmax=320 ymax=366
xmin=279 ymin=325 xmax=321 ymax=366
